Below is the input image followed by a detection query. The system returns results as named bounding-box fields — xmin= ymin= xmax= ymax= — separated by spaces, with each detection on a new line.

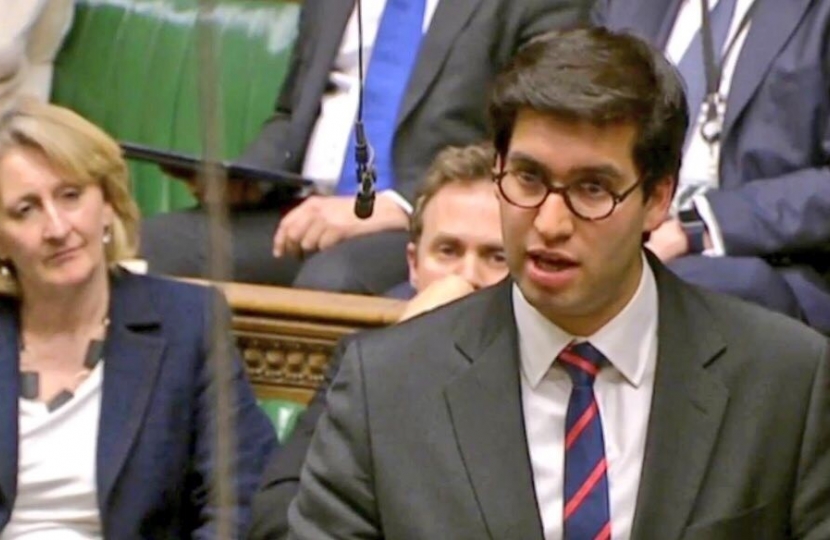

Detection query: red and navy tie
xmin=559 ymin=341 xmax=611 ymax=540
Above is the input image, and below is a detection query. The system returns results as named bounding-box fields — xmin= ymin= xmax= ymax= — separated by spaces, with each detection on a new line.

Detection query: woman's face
xmin=0 ymin=147 xmax=114 ymax=293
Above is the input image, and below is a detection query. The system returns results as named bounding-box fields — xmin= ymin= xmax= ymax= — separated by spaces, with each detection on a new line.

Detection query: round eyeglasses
xmin=493 ymin=168 xmax=643 ymax=221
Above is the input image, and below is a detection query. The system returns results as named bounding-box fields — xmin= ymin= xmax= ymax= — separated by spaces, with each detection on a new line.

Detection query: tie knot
xmin=558 ymin=341 xmax=605 ymax=387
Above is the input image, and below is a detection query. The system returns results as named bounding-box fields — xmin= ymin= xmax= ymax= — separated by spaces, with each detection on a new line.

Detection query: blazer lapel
xmin=96 ymin=272 xmax=165 ymax=510
xmin=444 ymin=281 xmax=545 ymax=540
xmin=630 ymin=260 xmax=729 ymax=540
xmin=396 ymin=0 xmax=484 ymax=129
xmin=0 ymin=300 xmax=20 ymax=511
xmin=722 ymin=0 xmax=812 ymax=137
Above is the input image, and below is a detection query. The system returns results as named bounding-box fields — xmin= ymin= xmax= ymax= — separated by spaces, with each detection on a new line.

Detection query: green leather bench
xmin=50 ymin=0 xmax=307 ymax=438
xmin=51 ymin=0 xmax=300 ymax=216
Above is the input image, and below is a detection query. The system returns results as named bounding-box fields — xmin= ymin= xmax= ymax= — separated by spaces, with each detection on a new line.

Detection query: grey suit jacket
xmin=236 ymin=0 xmax=594 ymax=204
xmin=287 ymin=260 xmax=830 ymax=539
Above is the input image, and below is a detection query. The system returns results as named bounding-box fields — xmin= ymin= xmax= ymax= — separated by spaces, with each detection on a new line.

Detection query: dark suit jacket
xmin=237 ymin=0 xmax=595 ymax=204
xmin=600 ymin=0 xmax=830 ymax=329
xmin=286 ymin=261 xmax=830 ymax=539
xmin=0 ymin=272 xmax=277 ymax=539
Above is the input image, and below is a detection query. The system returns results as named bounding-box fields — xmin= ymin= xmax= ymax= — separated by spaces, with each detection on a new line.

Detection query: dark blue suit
xmin=601 ymin=0 xmax=830 ymax=333
xmin=0 ymin=272 xmax=277 ymax=538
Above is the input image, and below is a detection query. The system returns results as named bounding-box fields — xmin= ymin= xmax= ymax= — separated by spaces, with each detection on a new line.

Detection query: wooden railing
xmin=210 ymin=281 xmax=405 ymax=405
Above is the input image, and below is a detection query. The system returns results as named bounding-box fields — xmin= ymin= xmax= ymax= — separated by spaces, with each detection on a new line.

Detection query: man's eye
xmin=436 ymin=244 xmax=459 ymax=257
xmin=514 ymin=171 xmax=543 ymax=185
xmin=489 ymin=251 xmax=507 ymax=265
xmin=573 ymin=181 xmax=610 ymax=198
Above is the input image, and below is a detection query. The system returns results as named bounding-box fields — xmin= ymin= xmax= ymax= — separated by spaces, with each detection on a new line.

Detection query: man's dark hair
xmin=489 ymin=27 xmax=688 ymax=197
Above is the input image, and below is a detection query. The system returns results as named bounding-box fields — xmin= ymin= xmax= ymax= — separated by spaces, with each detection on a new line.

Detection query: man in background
xmin=391 ymin=143 xmax=507 ymax=319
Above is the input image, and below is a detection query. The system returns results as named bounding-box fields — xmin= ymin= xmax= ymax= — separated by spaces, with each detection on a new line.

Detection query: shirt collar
xmin=514 ymin=253 xmax=659 ymax=388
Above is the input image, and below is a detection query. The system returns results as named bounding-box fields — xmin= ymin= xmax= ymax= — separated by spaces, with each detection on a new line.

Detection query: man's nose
xmin=459 ymin=254 xmax=485 ymax=289
xmin=533 ymin=191 xmax=575 ymax=241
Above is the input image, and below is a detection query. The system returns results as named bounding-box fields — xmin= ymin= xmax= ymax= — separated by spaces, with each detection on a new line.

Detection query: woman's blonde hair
xmin=0 ymin=98 xmax=140 ymax=294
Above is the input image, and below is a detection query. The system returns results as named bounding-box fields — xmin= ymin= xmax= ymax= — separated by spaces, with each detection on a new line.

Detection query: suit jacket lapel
xmin=396 ymin=0 xmax=484 ymax=129
xmin=722 ymin=0 xmax=812 ymax=137
xmin=444 ymin=281 xmax=545 ymax=540
xmin=96 ymin=272 xmax=165 ymax=510
xmin=0 ymin=300 xmax=20 ymax=512
xmin=630 ymin=260 xmax=729 ymax=540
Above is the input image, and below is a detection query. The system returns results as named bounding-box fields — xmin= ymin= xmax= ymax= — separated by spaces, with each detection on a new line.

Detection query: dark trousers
xmin=141 ymin=207 xmax=409 ymax=293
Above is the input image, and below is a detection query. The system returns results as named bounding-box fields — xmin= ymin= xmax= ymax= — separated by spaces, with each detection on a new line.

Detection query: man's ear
xmin=406 ymin=241 xmax=419 ymax=289
xmin=643 ymin=175 xmax=675 ymax=232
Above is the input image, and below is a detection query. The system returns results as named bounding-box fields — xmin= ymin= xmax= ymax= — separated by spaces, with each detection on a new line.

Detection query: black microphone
xmin=353 ymin=121 xmax=376 ymax=219
xmin=352 ymin=0 xmax=376 ymax=219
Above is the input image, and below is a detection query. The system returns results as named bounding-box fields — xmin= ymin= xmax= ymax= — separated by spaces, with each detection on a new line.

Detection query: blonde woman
xmin=0 ymin=100 xmax=276 ymax=538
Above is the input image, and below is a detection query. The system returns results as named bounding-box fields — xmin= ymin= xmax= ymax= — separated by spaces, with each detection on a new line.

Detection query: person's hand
xmin=645 ymin=218 xmax=689 ymax=262
xmin=398 ymin=274 xmax=476 ymax=322
xmin=273 ymin=193 xmax=409 ymax=258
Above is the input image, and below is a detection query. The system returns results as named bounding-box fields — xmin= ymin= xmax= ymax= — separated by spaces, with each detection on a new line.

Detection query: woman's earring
xmin=103 ymin=226 xmax=112 ymax=245
xmin=0 ymin=260 xmax=11 ymax=277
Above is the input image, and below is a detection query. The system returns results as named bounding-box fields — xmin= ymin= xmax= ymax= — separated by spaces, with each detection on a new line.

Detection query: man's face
xmin=497 ymin=109 xmax=672 ymax=335
xmin=407 ymin=180 xmax=507 ymax=292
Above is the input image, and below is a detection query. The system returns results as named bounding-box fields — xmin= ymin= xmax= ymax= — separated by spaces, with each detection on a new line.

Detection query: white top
xmin=516 ymin=255 xmax=659 ymax=540
xmin=664 ymin=0 xmax=755 ymax=255
xmin=301 ymin=0 xmax=441 ymax=210
xmin=2 ymin=364 xmax=104 ymax=540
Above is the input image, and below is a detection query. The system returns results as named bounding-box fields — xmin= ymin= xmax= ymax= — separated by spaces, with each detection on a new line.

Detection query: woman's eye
xmin=61 ymin=187 xmax=82 ymax=200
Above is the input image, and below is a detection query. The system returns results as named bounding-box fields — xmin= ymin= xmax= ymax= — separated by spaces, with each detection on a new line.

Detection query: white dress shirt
xmin=665 ymin=0 xmax=755 ymax=255
xmin=515 ymin=255 xmax=659 ymax=540
xmin=2 ymin=364 xmax=104 ymax=540
xmin=301 ymin=0 xmax=440 ymax=211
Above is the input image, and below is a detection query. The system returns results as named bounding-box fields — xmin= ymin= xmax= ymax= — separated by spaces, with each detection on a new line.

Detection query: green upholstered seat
xmin=51 ymin=0 xmax=300 ymax=216
xmin=257 ymin=399 xmax=305 ymax=443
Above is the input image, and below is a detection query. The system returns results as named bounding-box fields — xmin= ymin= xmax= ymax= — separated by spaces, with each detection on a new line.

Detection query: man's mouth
xmin=528 ymin=251 xmax=579 ymax=272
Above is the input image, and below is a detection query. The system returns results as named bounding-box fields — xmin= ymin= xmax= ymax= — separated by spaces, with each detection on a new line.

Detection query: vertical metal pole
xmin=195 ymin=1 xmax=236 ymax=538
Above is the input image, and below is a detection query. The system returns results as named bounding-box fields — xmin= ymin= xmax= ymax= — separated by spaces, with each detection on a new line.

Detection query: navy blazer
xmin=601 ymin=0 xmax=830 ymax=330
xmin=0 ymin=272 xmax=277 ymax=539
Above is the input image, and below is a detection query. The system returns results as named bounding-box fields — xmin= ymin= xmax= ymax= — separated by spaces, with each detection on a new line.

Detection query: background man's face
xmin=407 ymin=181 xmax=507 ymax=292
xmin=497 ymin=109 xmax=671 ymax=335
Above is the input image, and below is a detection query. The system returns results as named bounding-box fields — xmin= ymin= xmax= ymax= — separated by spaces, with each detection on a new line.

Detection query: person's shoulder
xmin=113 ymin=270 xmax=220 ymax=323
xmin=117 ymin=270 xmax=212 ymax=300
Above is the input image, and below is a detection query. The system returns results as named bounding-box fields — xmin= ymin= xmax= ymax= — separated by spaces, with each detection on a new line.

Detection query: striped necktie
xmin=559 ymin=341 xmax=611 ymax=540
